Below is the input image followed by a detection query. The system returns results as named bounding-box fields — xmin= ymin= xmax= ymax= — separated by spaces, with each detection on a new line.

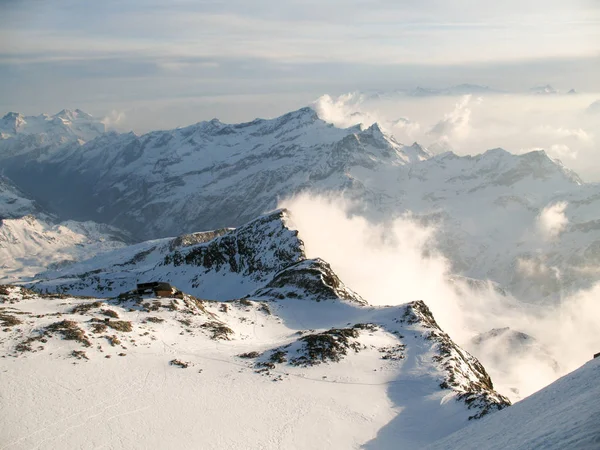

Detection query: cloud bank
xmin=281 ymin=193 xmax=600 ymax=401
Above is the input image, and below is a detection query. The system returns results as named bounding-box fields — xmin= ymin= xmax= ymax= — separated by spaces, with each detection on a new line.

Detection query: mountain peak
xmin=279 ymin=106 xmax=319 ymax=123
xmin=55 ymin=109 xmax=94 ymax=121
xmin=365 ymin=122 xmax=384 ymax=136
xmin=2 ymin=111 xmax=24 ymax=121
xmin=480 ymin=147 xmax=511 ymax=159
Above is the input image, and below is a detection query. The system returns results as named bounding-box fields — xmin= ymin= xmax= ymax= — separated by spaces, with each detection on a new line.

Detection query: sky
xmin=1 ymin=0 xmax=599 ymax=129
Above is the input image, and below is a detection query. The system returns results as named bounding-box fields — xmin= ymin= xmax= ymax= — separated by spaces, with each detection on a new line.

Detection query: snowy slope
xmin=427 ymin=357 xmax=600 ymax=450
xmin=0 ymin=172 xmax=128 ymax=282
xmin=0 ymin=215 xmax=129 ymax=283
xmin=0 ymin=279 xmax=509 ymax=450
xmin=0 ymin=109 xmax=105 ymax=157
xmin=0 ymin=175 xmax=46 ymax=219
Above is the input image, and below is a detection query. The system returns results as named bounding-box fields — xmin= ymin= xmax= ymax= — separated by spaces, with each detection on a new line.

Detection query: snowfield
xmin=0 ymin=285 xmax=507 ymax=450
xmin=0 ymin=215 xmax=129 ymax=283
xmin=426 ymin=357 xmax=600 ymax=450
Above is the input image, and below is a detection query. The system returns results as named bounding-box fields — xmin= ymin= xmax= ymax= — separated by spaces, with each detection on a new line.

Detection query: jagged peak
xmin=55 ymin=109 xmax=83 ymax=121
xmin=267 ymin=106 xmax=319 ymax=127
xmin=249 ymin=257 xmax=367 ymax=304
xmin=2 ymin=111 xmax=25 ymax=121
xmin=366 ymin=122 xmax=383 ymax=134
xmin=404 ymin=141 xmax=430 ymax=154
xmin=185 ymin=107 xmax=320 ymax=137
xmin=246 ymin=208 xmax=291 ymax=226
xmin=480 ymin=147 xmax=511 ymax=158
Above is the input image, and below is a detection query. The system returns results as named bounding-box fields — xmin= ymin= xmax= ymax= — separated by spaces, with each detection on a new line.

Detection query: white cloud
xmin=428 ymin=95 xmax=473 ymax=141
xmin=312 ymin=93 xmax=374 ymax=129
xmin=100 ymin=110 xmax=126 ymax=131
xmin=549 ymin=144 xmax=578 ymax=160
xmin=537 ymin=202 xmax=569 ymax=241
xmin=533 ymin=125 xmax=593 ymax=143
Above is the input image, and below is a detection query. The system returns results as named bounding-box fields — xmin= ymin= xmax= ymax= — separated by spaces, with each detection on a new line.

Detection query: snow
xmin=32 ymin=210 xmax=304 ymax=299
xmin=0 ymin=287 xmax=507 ymax=449
xmin=1 ymin=103 xmax=599 ymax=449
xmin=0 ymin=216 xmax=129 ymax=283
xmin=0 ymin=176 xmax=44 ymax=220
xmin=427 ymin=357 xmax=600 ymax=450
xmin=0 ymin=109 xmax=105 ymax=147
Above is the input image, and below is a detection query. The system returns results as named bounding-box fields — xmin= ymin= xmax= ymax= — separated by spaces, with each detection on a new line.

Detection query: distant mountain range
xmin=1 ymin=106 xmax=599 ymax=302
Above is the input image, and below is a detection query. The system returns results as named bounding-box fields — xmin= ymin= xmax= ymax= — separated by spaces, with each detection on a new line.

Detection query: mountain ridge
xmin=2 ymin=106 xmax=599 ymax=303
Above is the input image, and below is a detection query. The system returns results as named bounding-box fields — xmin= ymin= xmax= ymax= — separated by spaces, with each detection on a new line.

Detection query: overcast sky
xmin=1 ymin=0 xmax=599 ymax=129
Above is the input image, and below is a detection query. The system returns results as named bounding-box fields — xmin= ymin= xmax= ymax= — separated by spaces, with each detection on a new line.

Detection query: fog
xmin=313 ymin=92 xmax=600 ymax=182
xmin=281 ymin=194 xmax=600 ymax=401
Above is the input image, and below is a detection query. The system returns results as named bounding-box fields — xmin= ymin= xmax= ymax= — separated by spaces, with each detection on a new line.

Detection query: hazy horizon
xmin=1 ymin=0 xmax=598 ymax=130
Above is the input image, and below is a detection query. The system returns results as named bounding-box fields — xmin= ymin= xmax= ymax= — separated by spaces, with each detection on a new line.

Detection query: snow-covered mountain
xmin=0 ymin=107 xmax=427 ymax=236
xmin=32 ymin=209 xmax=371 ymax=306
xmin=0 ymin=109 xmax=105 ymax=156
xmin=0 ymin=175 xmax=46 ymax=219
xmin=426 ymin=357 xmax=600 ymax=450
xmin=2 ymin=103 xmax=598 ymax=448
xmin=3 ymin=106 xmax=600 ymax=302
xmin=0 ymin=170 xmax=129 ymax=283
xmin=377 ymin=148 xmax=600 ymax=300
xmin=0 ymin=215 xmax=129 ymax=283
xmin=1 ymin=262 xmax=509 ymax=449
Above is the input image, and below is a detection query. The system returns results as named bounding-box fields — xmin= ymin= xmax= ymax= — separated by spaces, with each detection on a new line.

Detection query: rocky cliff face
xmin=31 ymin=209 xmax=305 ymax=299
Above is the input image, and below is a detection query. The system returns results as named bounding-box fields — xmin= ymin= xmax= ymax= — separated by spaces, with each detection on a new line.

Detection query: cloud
xmin=537 ymin=202 xmax=569 ymax=241
xmin=533 ymin=125 xmax=593 ymax=143
xmin=100 ymin=110 xmax=126 ymax=131
xmin=548 ymin=144 xmax=578 ymax=160
xmin=391 ymin=117 xmax=421 ymax=139
xmin=428 ymin=95 xmax=473 ymax=142
xmin=312 ymin=93 xmax=422 ymax=140
xmin=280 ymin=193 xmax=600 ymax=401
xmin=312 ymin=93 xmax=375 ymax=129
